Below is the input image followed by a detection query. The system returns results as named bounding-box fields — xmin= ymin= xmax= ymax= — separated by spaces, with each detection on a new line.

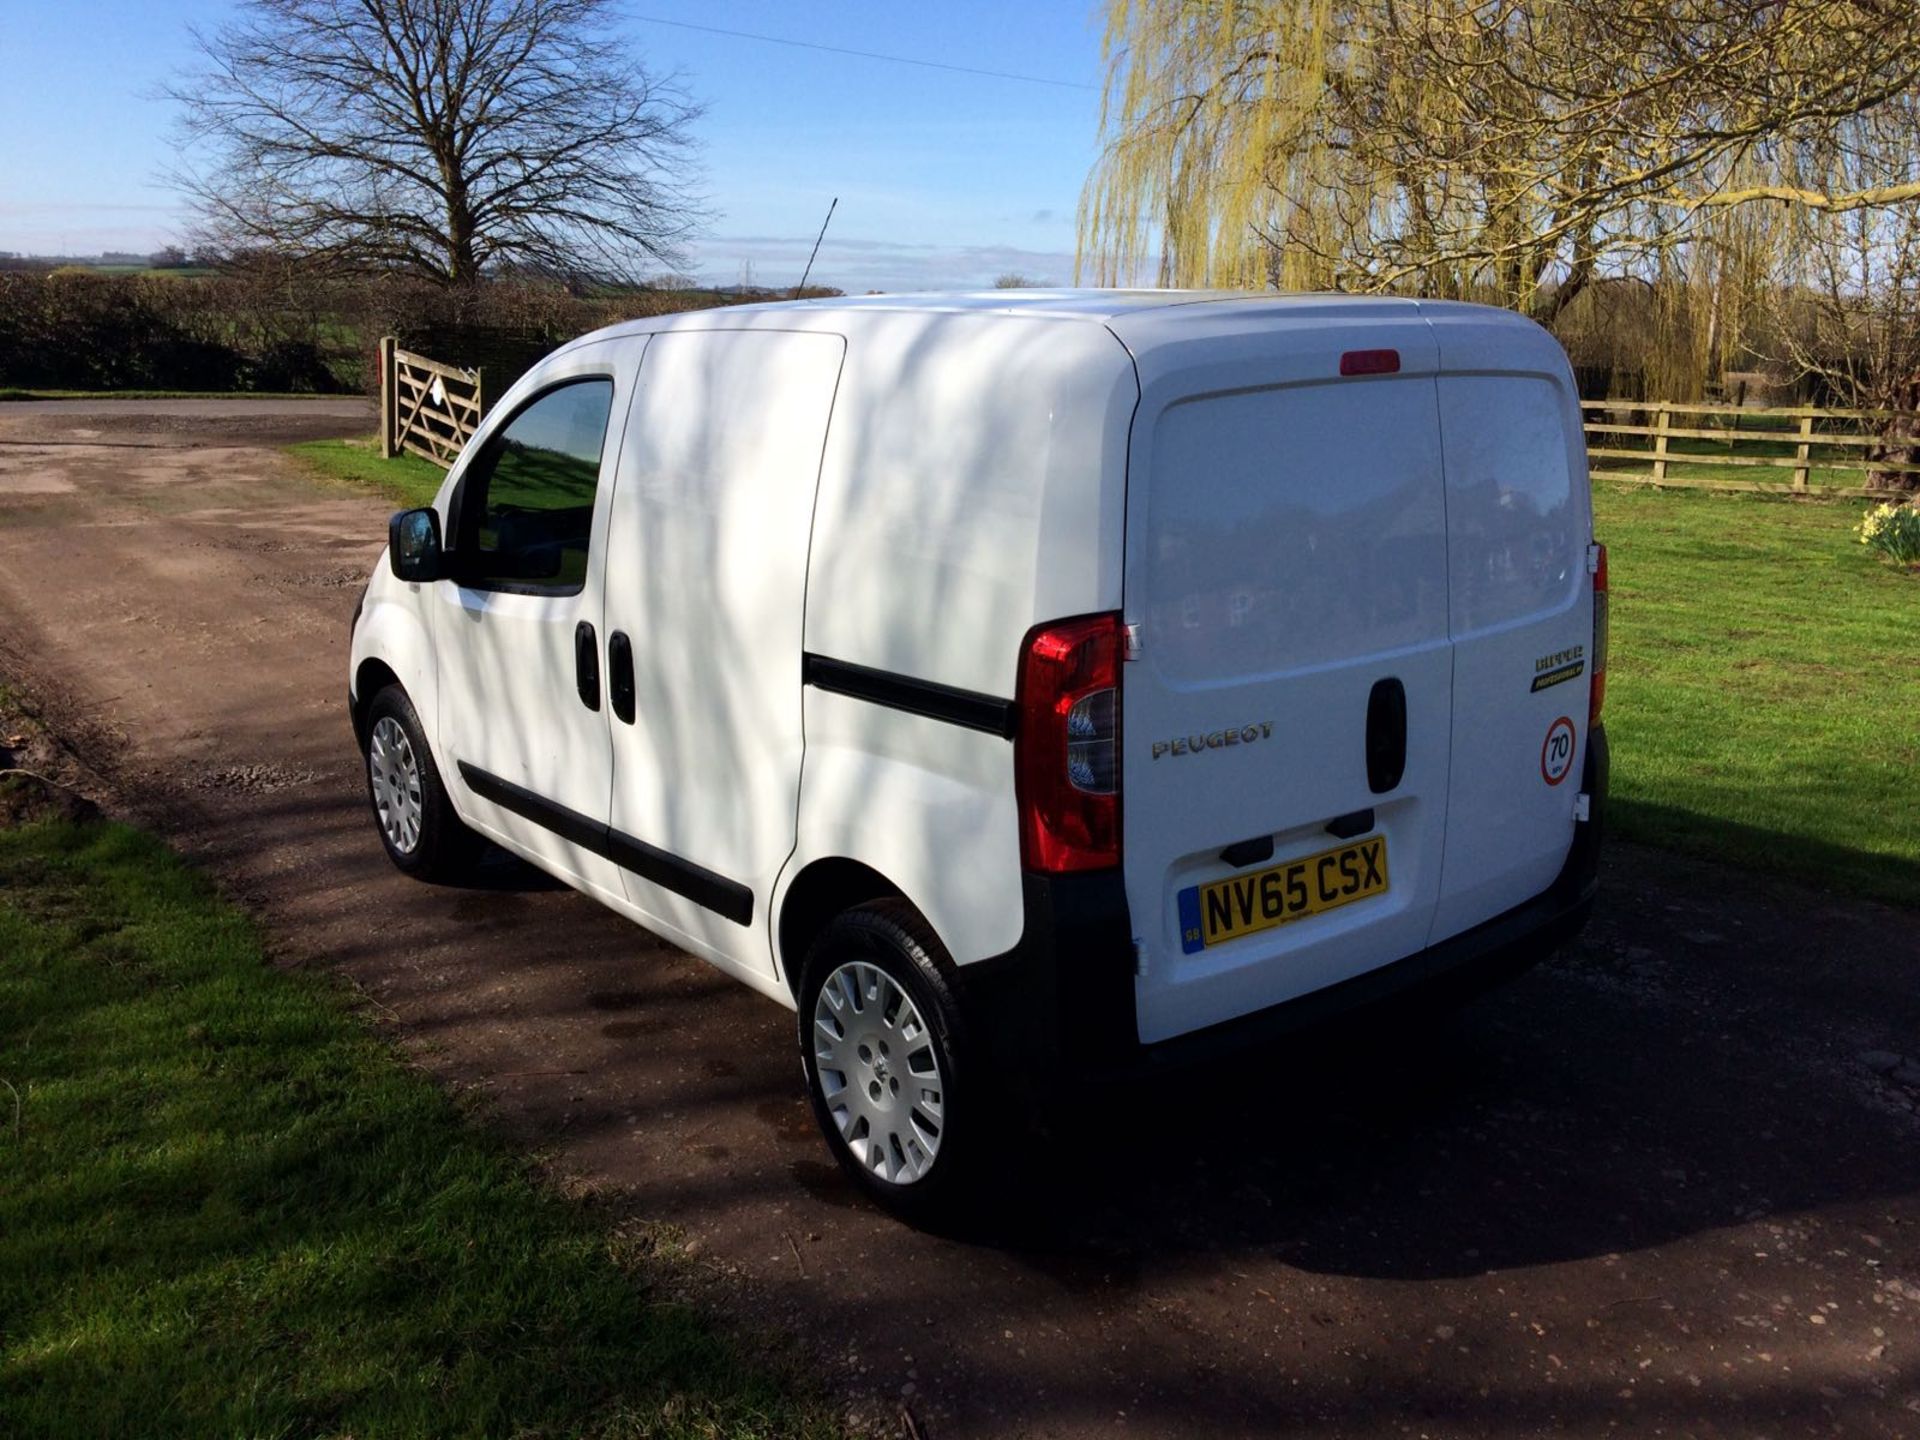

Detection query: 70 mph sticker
xmin=1541 ymin=716 xmax=1577 ymax=786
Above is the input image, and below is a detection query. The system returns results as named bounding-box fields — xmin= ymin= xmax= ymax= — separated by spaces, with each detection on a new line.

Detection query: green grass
xmin=286 ymin=435 xmax=448 ymax=508
xmin=1596 ymin=484 xmax=1920 ymax=906
xmin=0 ymin=388 xmax=335 ymax=402
xmin=0 ymin=815 xmax=847 ymax=1440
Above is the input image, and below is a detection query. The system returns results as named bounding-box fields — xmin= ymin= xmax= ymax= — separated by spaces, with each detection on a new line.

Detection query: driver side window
xmin=454 ymin=378 xmax=614 ymax=594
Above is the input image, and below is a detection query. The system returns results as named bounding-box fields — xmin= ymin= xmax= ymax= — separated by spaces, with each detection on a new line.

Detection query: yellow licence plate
xmin=1177 ymin=835 xmax=1389 ymax=954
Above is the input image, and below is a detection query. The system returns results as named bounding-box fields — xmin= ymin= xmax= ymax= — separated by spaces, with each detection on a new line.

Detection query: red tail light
xmin=1016 ymin=613 xmax=1123 ymax=873
xmin=1590 ymin=543 xmax=1609 ymax=727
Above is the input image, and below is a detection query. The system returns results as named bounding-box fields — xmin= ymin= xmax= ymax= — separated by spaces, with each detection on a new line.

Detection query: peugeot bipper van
xmin=349 ymin=292 xmax=1608 ymax=1218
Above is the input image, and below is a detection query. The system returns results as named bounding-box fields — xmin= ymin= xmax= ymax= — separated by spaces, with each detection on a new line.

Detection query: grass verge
xmin=0 ymin=815 xmax=846 ymax=1439
xmin=1595 ymin=484 xmax=1920 ymax=907
xmin=285 ymin=435 xmax=447 ymax=508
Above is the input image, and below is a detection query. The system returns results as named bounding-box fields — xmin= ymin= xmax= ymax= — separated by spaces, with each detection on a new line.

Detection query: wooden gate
xmin=378 ymin=336 xmax=482 ymax=467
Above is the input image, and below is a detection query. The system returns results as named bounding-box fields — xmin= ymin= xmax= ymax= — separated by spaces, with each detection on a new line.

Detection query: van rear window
xmin=1436 ymin=375 xmax=1579 ymax=633
xmin=1142 ymin=378 xmax=1450 ymax=683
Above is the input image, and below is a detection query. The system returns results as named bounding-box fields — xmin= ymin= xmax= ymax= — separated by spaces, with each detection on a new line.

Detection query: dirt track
xmin=2 ymin=399 xmax=1918 ymax=1438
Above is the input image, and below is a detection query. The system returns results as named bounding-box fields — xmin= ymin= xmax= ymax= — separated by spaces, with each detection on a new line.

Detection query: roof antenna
xmin=793 ymin=196 xmax=838 ymax=299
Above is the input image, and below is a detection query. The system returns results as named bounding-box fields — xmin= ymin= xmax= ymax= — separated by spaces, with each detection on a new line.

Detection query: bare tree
xmin=172 ymin=0 xmax=703 ymax=285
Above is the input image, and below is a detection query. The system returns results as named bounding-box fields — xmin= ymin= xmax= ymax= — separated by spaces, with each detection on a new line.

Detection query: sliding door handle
xmin=608 ymin=630 xmax=636 ymax=725
xmin=574 ymin=621 xmax=600 ymax=711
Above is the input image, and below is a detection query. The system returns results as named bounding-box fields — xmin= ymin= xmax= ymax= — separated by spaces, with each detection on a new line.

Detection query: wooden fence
xmin=1584 ymin=400 xmax=1920 ymax=497
xmin=378 ymin=336 xmax=483 ymax=467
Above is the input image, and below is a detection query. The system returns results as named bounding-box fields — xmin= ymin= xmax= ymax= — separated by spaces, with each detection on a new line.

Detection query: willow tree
xmin=1771 ymin=92 xmax=1920 ymax=484
xmin=1080 ymin=0 xmax=1920 ymax=323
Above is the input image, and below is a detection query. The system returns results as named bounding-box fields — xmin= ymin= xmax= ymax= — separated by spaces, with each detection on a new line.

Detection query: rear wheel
xmin=362 ymin=685 xmax=483 ymax=882
xmin=798 ymin=902 xmax=979 ymax=1220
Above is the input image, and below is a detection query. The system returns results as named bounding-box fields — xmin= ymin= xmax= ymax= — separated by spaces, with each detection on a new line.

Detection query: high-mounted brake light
xmin=1015 ymin=613 xmax=1123 ymax=873
xmin=1590 ymin=543 xmax=1609 ymax=727
xmin=1339 ymin=348 xmax=1401 ymax=376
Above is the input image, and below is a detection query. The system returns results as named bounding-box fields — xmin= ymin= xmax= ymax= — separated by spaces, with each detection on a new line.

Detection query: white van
xmin=348 ymin=291 xmax=1608 ymax=1216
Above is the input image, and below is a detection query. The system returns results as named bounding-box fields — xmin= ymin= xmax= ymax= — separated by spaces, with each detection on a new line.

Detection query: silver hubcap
xmin=812 ymin=960 xmax=945 ymax=1185
xmin=368 ymin=716 xmax=424 ymax=854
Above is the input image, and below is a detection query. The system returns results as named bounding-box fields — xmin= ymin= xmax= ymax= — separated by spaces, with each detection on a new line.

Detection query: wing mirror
xmin=388 ymin=508 xmax=444 ymax=583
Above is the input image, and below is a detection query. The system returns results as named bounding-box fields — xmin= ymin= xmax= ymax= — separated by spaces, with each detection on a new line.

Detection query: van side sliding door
xmin=601 ymin=329 xmax=847 ymax=980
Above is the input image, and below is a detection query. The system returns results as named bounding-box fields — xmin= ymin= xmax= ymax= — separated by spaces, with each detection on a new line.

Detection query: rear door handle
xmin=608 ymin=630 xmax=636 ymax=725
xmin=574 ymin=621 xmax=600 ymax=711
xmin=1365 ymin=677 xmax=1406 ymax=794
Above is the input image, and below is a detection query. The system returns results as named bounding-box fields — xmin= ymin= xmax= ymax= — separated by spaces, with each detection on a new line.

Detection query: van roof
xmin=595 ymin=288 xmax=1422 ymax=328
xmin=566 ymin=289 xmax=1546 ymax=365
xmin=767 ymin=289 xmax=1422 ymax=320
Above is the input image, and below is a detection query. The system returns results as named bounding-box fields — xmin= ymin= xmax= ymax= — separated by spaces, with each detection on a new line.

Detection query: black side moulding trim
xmin=456 ymin=761 xmax=753 ymax=926
xmin=602 ymin=828 xmax=750 ymax=925
xmin=803 ymin=653 xmax=1016 ymax=739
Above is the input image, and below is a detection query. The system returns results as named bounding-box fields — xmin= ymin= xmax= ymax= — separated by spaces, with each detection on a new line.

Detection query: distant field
xmin=73 ymin=265 xmax=221 ymax=278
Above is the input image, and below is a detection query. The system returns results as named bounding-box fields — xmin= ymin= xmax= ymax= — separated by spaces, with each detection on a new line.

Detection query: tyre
xmin=361 ymin=685 xmax=484 ymax=882
xmin=798 ymin=901 xmax=981 ymax=1221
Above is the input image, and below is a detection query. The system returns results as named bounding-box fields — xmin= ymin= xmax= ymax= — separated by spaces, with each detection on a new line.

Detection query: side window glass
xmin=457 ymin=378 xmax=613 ymax=592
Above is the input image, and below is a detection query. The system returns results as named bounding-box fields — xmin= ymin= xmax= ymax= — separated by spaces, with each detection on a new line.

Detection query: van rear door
xmin=1424 ymin=310 xmax=1594 ymax=942
xmin=1117 ymin=309 xmax=1454 ymax=1045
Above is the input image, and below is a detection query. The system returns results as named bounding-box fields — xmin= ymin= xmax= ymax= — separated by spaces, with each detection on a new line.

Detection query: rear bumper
xmin=962 ymin=725 xmax=1608 ymax=1081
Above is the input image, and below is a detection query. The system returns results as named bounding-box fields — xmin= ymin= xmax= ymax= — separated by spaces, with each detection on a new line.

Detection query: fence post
xmin=1651 ymin=403 xmax=1671 ymax=484
xmin=473 ymin=367 xmax=485 ymax=423
xmin=1792 ymin=411 xmax=1814 ymax=494
xmin=378 ymin=335 xmax=397 ymax=459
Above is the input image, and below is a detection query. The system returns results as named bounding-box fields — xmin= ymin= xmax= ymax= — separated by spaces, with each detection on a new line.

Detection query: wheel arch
xmin=775 ymin=856 xmax=911 ymax=1002
xmin=349 ymin=591 xmax=437 ymax=754
xmin=350 ymin=657 xmax=402 ymax=747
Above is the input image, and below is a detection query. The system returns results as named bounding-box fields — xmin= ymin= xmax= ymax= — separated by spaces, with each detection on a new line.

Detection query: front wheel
xmin=362 ymin=685 xmax=484 ymax=882
xmin=798 ymin=902 xmax=980 ymax=1221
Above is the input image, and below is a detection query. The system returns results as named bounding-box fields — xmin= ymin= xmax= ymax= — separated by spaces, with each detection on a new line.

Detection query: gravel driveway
xmin=1 ymin=398 xmax=1916 ymax=1438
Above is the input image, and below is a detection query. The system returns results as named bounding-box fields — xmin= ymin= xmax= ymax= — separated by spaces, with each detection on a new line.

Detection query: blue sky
xmin=0 ymin=1 xmax=1109 ymax=291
